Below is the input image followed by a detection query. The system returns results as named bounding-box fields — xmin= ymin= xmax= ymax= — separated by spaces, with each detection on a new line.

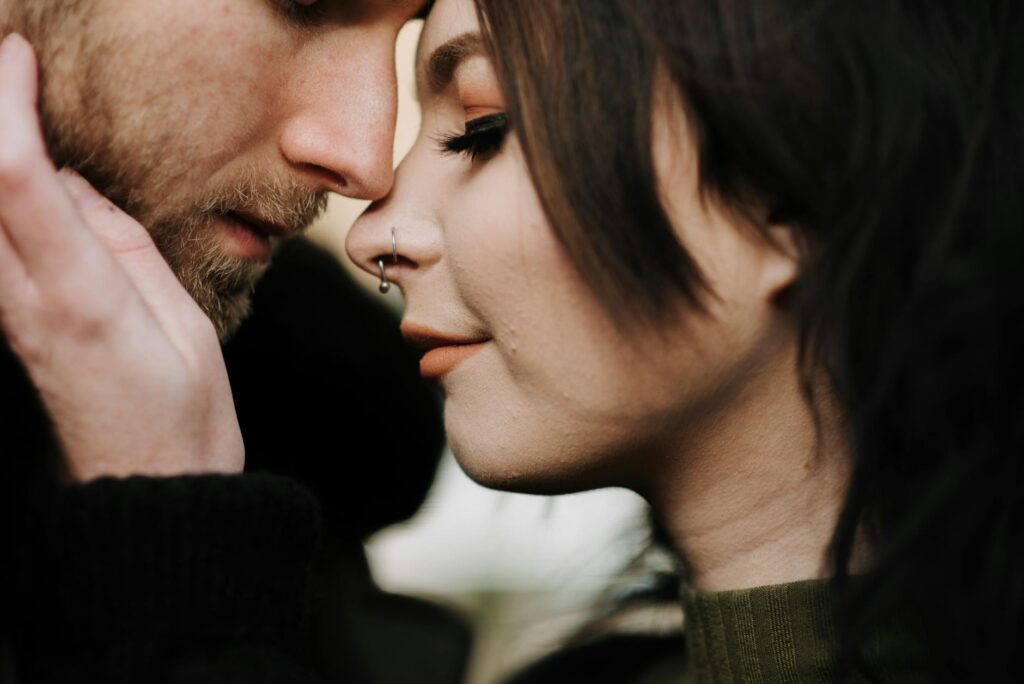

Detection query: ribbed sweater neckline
xmin=679 ymin=579 xmax=924 ymax=683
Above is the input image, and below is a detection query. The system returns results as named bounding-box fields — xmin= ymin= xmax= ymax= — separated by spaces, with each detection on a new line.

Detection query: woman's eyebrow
xmin=423 ymin=32 xmax=485 ymax=94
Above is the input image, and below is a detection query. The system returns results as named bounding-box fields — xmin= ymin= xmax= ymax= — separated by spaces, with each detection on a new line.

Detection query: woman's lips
xmin=401 ymin=323 xmax=491 ymax=380
xmin=419 ymin=342 xmax=489 ymax=380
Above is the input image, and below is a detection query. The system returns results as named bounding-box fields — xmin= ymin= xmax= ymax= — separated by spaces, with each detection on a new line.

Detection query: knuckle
xmin=44 ymin=297 xmax=114 ymax=344
xmin=66 ymin=313 xmax=110 ymax=344
xmin=2 ymin=317 xmax=49 ymax=370
xmin=6 ymin=334 xmax=45 ymax=369
xmin=0 ymin=145 xmax=37 ymax=194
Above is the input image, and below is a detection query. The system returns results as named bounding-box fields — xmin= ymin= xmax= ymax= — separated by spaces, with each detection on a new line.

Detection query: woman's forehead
xmin=415 ymin=0 xmax=483 ymax=91
xmin=416 ymin=0 xmax=480 ymax=62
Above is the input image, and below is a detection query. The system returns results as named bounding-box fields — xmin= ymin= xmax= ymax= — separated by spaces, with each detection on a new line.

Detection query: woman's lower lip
xmin=217 ymin=215 xmax=272 ymax=261
xmin=420 ymin=342 xmax=489 ymax=380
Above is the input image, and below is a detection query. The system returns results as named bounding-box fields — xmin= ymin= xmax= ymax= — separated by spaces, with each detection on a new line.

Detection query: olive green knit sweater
xmin=680 ymin=579 xmax=925 ymax=683
xmin=511 ymin=579 xmax=926 ymax=684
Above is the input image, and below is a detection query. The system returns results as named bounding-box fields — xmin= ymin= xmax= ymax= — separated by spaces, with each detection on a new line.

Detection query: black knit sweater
xmin=8 ymin=474 xmax=324 ymax=684
xmin=0 ymin=238 xmax=451 ymax=683
xmin=0 ymin=269 xmax=326 ymax=683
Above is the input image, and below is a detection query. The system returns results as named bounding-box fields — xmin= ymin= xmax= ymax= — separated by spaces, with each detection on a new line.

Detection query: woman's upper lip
xmin=400 ymin=322 xmax=490 ymax=351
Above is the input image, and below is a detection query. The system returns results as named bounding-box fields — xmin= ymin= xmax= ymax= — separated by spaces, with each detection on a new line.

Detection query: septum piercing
xmin=378 ymin=227 xmax=398 ymax=294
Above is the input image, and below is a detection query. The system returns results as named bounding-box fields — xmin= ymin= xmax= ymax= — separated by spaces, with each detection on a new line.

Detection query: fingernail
xmin=0 ymin=33 xmax=25 ymax=62
xmin=58 ymin=167 xmax=105 ymax=208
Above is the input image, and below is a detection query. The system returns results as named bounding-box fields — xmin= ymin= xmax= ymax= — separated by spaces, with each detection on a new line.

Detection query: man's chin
xmin=210 ymin=294 xmax=255 ymax=343
xmin=180 ymin=255 xmax=270 ymax=343
xmin=201 ymin=288 xmax=253 ymax=342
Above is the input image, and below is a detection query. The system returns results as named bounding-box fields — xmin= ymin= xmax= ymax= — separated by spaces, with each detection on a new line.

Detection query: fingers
xmin=57 ymin=170 xmax=188 ymax=301
xmin=0 ymin=36 xmax=36 ymax=320
xmin=58 ymin=169 xmax=157 ymax=255
xmin=0 ymin=217 xmax=30 ymax=319
xmin=57 ymin=169 xmax=217 ymax=344
xmin=0 ymin=33 xmax=111 ymax=280
xmin=0 ymin=34 xmax=213 ymax=352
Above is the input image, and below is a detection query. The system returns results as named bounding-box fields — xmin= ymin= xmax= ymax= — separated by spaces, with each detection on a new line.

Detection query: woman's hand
xmin=0 ymin=33 xmax=244 ymax=482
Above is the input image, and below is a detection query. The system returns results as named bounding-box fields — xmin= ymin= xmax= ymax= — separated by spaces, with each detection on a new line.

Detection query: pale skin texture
xmin=0 ymin=34 xmax=241 ymax=481
xmin=347 ymin=0 xmax=859 ymax=590
xmin=0 ymin=0 xmax=423 ymax=481
xmin=3 ymin=0 xmax=422 ymax=339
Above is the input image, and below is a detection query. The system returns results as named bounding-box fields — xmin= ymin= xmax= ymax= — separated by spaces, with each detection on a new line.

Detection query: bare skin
xmin=0 ymin=0 xmax=864 ymax=588
xmin=647 ymin=345 xmax=855 ymax=589
xmin=0 ymin=35 xmax=241 ymax=481
xmin=0 ymin=0 xmax=423 ymax=481
xmin=2 ymin=0 xmax=422 ymax=339
xmin=347 ymin=0 xmax=864 ymax=591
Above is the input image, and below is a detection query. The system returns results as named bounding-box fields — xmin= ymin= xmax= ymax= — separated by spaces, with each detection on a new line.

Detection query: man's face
xmin=6 ymin=0 xmax=421 ymax=339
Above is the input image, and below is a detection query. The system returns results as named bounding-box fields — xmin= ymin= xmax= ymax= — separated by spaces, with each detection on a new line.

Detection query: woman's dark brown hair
xmin=473 ymin=1 xmax=1023 ymax=680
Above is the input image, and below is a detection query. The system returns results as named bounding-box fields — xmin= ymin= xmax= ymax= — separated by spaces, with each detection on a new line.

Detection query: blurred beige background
xmin=304 ymin=21 xmax=649 ymax=684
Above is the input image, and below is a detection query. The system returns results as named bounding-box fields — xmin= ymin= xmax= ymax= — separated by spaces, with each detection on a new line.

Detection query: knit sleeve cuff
xmin=22 ymin=473 xmax=322 ymax=645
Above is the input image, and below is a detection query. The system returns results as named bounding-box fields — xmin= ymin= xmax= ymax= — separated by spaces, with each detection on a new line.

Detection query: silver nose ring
xmin=378 ymin=227 xmax=399 ymax=294
xmin=377 ymin=258 xmax=390 ymax=294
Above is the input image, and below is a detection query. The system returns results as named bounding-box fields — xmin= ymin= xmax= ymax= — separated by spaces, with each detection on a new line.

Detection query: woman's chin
xmin=451 ymin=451 xmax=578 ymax=495
xmin=441 ymin=387 xmax=647 ymax=495
xmin=445 ymin=428 xmax=615 ymax=496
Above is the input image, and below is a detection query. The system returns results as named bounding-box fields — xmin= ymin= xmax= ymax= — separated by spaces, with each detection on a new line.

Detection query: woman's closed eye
xmin=437 ymin=113 xmax=509 ymax=163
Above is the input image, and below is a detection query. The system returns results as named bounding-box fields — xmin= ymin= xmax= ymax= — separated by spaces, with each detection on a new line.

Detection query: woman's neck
xmin=649 ymin=345 xmax=859 ymax=592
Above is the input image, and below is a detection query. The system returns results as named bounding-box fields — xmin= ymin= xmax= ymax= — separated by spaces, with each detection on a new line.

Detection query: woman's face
xmin=347 ymin=0 xmax=797 ymax=495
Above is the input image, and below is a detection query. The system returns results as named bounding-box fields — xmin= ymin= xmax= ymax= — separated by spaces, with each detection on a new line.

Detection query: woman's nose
xmin=346 ymin=201 xmax=405 ymax=284
xmin=346 ymin=195 xmax=443 ymax=288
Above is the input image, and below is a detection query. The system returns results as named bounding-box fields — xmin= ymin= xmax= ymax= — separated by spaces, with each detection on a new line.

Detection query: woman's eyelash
xmin=437 ymin=113 xmax=509 ymax=163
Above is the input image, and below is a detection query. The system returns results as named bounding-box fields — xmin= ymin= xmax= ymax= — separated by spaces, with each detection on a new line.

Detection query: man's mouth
xmin=218 ymin=211 xmax=291 ymax=261
xmin=230 ymin=210 xmax=293 ymax=238
xmin=401 ymin=323 xmax=492 ymax=380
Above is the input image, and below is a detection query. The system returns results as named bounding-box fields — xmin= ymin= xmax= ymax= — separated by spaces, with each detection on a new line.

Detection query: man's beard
xmin=141 ymin=171 xmax=328 ymax=341
xmin=18 ymin=0 xmax=328 ymax=341
xmin=66 ymin=159 xmax=327 ymax=342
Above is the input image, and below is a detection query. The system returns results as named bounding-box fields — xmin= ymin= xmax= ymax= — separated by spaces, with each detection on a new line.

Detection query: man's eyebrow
xmin=424 ymin=32 xmax=485 ymax=94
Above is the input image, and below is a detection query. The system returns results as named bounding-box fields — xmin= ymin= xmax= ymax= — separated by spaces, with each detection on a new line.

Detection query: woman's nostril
xmin=372 ymin=252 xmax=415 ymax=274
xmin=372 ymin=254 xmax=414 ymax=269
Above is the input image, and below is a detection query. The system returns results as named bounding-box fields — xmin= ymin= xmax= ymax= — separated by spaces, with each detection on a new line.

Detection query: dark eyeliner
xmin=438 ymin=113 xmax=509 ymax=162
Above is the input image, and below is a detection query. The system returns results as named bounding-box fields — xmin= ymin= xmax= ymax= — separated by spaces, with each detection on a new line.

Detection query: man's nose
xmin=278 ymin=30 xmax=397 ymax=200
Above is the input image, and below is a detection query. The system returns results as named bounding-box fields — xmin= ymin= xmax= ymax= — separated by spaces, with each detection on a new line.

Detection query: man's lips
xmin=219 ymin=211 xmax=292 ymax=261
xmin=401 ymin=323 xmax=491 ymax=380
xmin=229 ymin=210 xmax=292 ymax=238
